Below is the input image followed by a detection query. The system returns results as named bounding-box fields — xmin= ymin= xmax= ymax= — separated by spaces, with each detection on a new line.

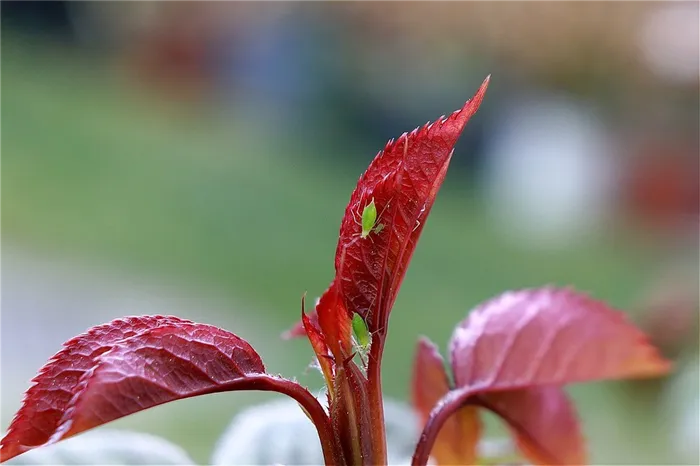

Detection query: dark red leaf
xmin=335 ymin=77 xmax=490 ymax=334
xmin=412 ymin=337 xmax=481 ymax=465
xmin=449 ymin=287 xmax=672 ymax=391
xmin=475 ymin=387 xmax=585 ymax=465
xmin=0 ymin=316 xmax=274 ymax=462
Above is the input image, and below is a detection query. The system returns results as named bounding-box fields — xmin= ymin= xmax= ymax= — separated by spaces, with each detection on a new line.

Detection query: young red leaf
xmin=316 ymin=279 xmax=353 ymax=360
xmin=0 ymin=316 xmax=324 ymax=463
xmin=474 ymin=387 xmax=585 ymax=465
xmin=283 ymin=77 xmax=490 ymax=342
xmin=449 ymin=287 xmax=671 ymax=391
xmin=412 ymin=337 xmax=481 ymax=465
xmin=336 ymin=77 xmax=490 ymax=335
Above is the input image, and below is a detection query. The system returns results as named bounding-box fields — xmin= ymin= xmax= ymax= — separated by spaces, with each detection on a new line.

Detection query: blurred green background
xmin=2 ymin=2 xmax=698 ymax=464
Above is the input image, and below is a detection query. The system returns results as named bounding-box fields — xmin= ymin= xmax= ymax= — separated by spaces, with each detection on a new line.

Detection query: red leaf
xmin=0 ymin=316 xmax=191 ymax=461
xmin=316 ymin=279 xmax=352 ymax=360
xmin=412 ymin=288 xmax=670 ymax=466
xmin=449 ymin=287 xmax=672 ymax=391
xmin=301 ymin=295 xmax=335 ymax=390
xmin=0 ymin=316 xmax=273 ymax=462
xmin=412 ymin=337 xmax=481 ymax=465
xmin=335 ymin=77 xmax=490 ymax=334
xmin=412 ymin=338 xmax=450 ymax=423
xmin=475 ymin=387 xmax=585 ymax=465
xmin=283 ymin=78 xmax=489 ymax=342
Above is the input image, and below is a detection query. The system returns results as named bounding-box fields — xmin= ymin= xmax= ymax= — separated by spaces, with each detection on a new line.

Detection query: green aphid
xmin=358 ymin=198 xmax=385 ymax=239
xmin=351 ymin=313 xmax=371 ymax=351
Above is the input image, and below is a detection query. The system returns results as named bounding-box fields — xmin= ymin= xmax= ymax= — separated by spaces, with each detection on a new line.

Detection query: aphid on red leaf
xmin=352 ymin=197 xmax=389 ymax=240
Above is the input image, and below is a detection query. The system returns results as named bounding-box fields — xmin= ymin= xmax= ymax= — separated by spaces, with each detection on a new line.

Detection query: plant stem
xmin=411 ymin=387 xmax=474 ymax=466
xmin=239 ymin=375 xmax=343 ymax=465
xmin=367 ymin=333 xmax=388 ymax=464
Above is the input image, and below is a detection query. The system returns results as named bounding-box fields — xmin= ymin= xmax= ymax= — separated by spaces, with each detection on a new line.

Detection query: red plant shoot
xmin=1 ymin=77 xmax=671 ymax=466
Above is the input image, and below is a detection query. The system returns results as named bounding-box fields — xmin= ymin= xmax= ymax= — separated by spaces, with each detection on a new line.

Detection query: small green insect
xmin=351 ymin=313 xmax=371 ymax=351
xmin=353 ymin=197 xmax=387 ymax=239
xmin=351 ymin=312 xmax=373 ymax=367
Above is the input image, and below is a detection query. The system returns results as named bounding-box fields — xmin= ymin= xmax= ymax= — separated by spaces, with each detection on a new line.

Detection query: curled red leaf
xmin=0 ymin=316 xmax=308 ymax=463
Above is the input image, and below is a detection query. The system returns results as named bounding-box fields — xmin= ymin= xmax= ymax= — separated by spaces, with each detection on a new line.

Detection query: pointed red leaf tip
xmin=412 ymin=337 xmax=481 ymax=465
xmin=284 ymin=77 xmax=490 ymax=341
xmin=0 ymin=316 xmax=268 ymax=463
xmin=449 ymin=287 xmax=671 ymax=392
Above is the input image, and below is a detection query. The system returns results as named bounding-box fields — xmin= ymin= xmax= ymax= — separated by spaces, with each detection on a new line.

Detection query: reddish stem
xmin=235 ymin=375 xmax=343 ymax=465
xmin=411 ymin=387 xmax=474 ymax=466
xmin=367 ymin=332 xmax=388 ymax=464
